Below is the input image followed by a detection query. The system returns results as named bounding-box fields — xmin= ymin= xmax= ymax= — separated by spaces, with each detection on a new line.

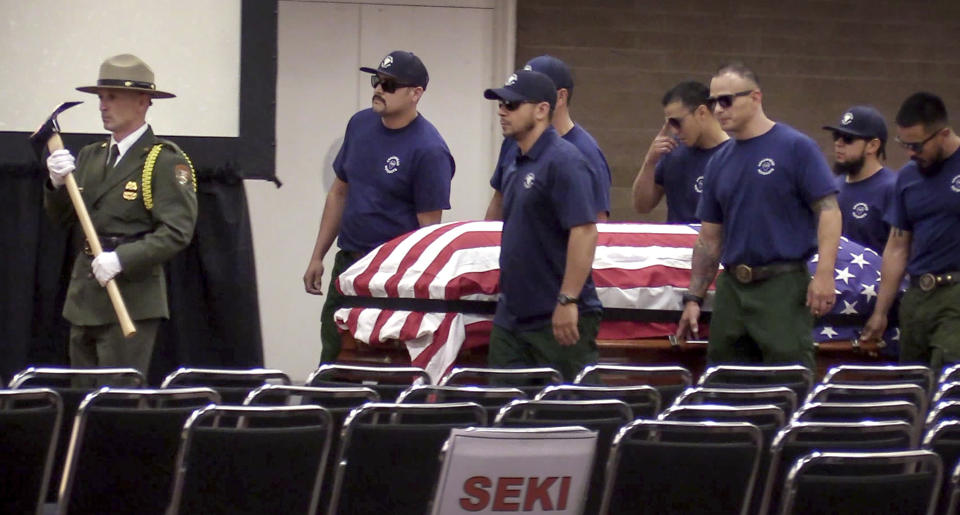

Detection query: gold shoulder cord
xmin=141 ymin=144 xmax=198 ymax=210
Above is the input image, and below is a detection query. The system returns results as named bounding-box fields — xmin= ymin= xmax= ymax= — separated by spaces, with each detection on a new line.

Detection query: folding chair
xmin=8 ymin=367 xmax=144 ymax=503
xmin=397 ymin=384 xmax=525 ymax=421
xmin=536 ymin=384 xmax=662 ymax=419
xmin=574 ymin=364 xmax=692 ymax=407
xmin=440 ymin=366 xmax=562 ymax=397
xmin=494 ymin=398 xmax=632 ymax=515
xmin=806 ymin=382 xmax=928 ymax=416
xmin=327 ymin=402 xmax=486 ymax=515
xmin=698 ymin=364 xmax=813 ymax=399
xmin=600 ymin=419 xmax=763 ymax=515
xmin=822 ymin=364 xmax=935 ymax=396
xmin=926 ymin=419 xmax=960 ymax=515
xmin=947 ymin=458 xmax=960 ymax=515
xmin=793 ymin=401 xmax=922 ymax=448
xmin=942 ymin=364 xmax=960 ymax=386
xmin=161 ymin=367 xmax=291 ymax=404
xmin=0 ymin=388 xmax=61 ymax=515
xmin=759 ymin=420 xmax=915 ymax=515
xmin=57 ymin=387 xmax=220 ymax=515
xmin=168 ymin=404 xmax=334 ymax=515
xmin=934 ymin=382 xmax=960 ymax=405
xmin=307 ymin=364 xmax=431 ymax=402
xmin=660 ymin=404 xmax=786 ymax=445
xmin=674 ymin=386 xmax=798 ymax=416
xmin=779 ymin=450 xmax=942 ymax=515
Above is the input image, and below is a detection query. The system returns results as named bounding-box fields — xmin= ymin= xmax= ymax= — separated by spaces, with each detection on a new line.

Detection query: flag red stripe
xmin=384 ymin=222 xmax=472 ymax=297
xmin=593 ymin=265 xmax=693 ymax=289
xmin=412 ymin=231 xmax=501 ymax=298
xmin=444 ymin=271 xmax=500 ymax=299
xmin=412 ymin=312 xmax=458 ymax=370
xmin=596 ymin=232 xmax=699 ymax=248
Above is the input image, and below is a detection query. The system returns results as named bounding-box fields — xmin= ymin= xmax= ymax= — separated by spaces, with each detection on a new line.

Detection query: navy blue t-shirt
xmin=886 ymin=149 xmax=960 ymax=276
xmin=334 ymin=109 xmax=455 ymax=253
xmin=564 ymin=124 xmax=612 ymax=214
xmin=655 ymin=140 xmax=731 ymax=223
xmin=697 ymin=123 xmax=837 ymax=266
xmin=490 ymin=127 xmax=602 ymax=331
xmin=837 ymin=167 xmax=896 ymax=254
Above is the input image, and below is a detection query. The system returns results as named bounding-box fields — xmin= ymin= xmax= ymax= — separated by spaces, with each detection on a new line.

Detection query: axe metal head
xmin=29 ymin=101 xmax=83 ymax=161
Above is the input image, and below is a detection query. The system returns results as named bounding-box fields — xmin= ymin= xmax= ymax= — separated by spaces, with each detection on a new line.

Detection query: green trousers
xmin=707 ymin=269 xmax=815 ymax=369
xmin=69 ymin=318 xmax=161 ymax=386
xmin=899 ymin=283 xmax=960 ymax=370
xmin=319 ymin=250 xmax=361 ymax=363
xmin=488 ymin=312 xmax=601 ymax=383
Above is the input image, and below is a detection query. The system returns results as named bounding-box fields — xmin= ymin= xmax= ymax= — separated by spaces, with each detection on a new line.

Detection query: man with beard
xmin=303 ymin=50 xmax=455 ymax=363
xmin=676 ymin=62 xmax=840 ymax=370
xmin=633 ymin=81 xmax=730 ymax=222
xmin=822 ymin=106 xmax=896 ymax=253
xmin=861 ymin=92 xmax=960 ymax=368
xmin=483 ymin=70 xmax=601 ymax=381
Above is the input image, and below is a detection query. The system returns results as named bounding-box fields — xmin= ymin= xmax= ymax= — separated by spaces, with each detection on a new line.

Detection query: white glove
xmin=46 ymin=149 xmax=76 ymax=188
xmin=92 ymin=251 xmax=122 ymax=286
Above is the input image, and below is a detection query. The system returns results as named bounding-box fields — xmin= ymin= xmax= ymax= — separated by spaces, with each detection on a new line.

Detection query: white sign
xmin=430 ymin=427 xmax=597 ymax=514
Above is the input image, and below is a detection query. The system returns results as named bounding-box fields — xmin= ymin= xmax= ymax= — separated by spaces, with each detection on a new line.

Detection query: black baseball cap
xmin=823 ymin=105 xmax=888 ymax=142
xmin=483 ymin=70 xmax=557 ymax=109
xmin=360 ymin=50 xmax=429 ymax=89
xmin=524 ymin=55 xmax=573 ymax=93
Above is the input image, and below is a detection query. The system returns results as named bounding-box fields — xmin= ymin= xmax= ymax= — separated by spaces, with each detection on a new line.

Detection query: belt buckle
xmin=918 ymin=273 xmax=936 ymax=292
xmin=734 ymin=264 xmax=753 ymax=284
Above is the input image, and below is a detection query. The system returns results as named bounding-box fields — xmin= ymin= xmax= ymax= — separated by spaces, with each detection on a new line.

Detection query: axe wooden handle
xmin=49 ymin=133 xmax=137 ymax=338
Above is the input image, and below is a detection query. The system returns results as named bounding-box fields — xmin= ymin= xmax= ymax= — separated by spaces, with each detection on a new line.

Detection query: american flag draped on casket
xmin=334 ymin=221 xmax=898 ymax=381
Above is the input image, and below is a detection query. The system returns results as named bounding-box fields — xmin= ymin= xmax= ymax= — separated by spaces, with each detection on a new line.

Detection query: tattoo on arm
xmin=688 ymin=236 xmax=721 ymax=296
xmin=892 ymin=228 xmax=906 ymax=238
xmin=811 ymin=194 xmax=839 ymax=213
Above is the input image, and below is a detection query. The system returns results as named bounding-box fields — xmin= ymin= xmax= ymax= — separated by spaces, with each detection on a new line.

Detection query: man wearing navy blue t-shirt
xmin=633 ymin=81 xmax=730 ymax=223
xmin=822 ymin=105 xmax=896 ymax=253
xmin=304 ymin=51 xmax=455 ymax=363
xmin=676 ymin=63 xmax=841 ymax=369
xmin=485 ymin=55 xmax=610 ymax=221
xmin=861 ymin=92 xmax=960 ymax=368
xmin=483 ymin=70 xmax=601 ymax=381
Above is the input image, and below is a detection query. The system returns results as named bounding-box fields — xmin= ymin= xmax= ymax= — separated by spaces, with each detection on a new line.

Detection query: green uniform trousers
xmin=488 ymin=311 xmax=601 ymax=383
xmin=319 ymin=250 xmax=361 ymax=363
xmin=707 ymin=269 xmax=816 ymax=370
xmin=899 ymin=282 xmax=960 ymax=370
xmin=69 ymin=318 xmax=161 ymax=386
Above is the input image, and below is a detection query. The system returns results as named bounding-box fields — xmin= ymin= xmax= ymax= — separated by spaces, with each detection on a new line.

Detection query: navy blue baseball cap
xmin=484 ymin=70 xmax=557 ymax=109
xmin=524 ymin=55 xmax=573 ymax=93
xmin=823 ymin=105 xmax=888 ymax=142
xmin=360 ymin=50 xmax=429 ymax=89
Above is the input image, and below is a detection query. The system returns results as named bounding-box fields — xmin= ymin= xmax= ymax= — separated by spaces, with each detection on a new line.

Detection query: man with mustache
xmin=303 ymin=50 xmax=455 ymax=363
xmin=860 ymin=92 xmax=960 ymax=368
xmin=822 ymin=105 xmax=896 ymax=253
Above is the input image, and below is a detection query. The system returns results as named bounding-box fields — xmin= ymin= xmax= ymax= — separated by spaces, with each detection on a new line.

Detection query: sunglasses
xmin=895 ymin=129 xmax=942 ymax=152
xmin=832 ymin=132 xmax=864 ymax=145
xmin=706 ymin=89 xmax=754 ymax=110
xmin=499 ymin=100 xmax=530 ymax=112
xmin=667 ymin=112 xmax=692 ymax=130
xmin=370 ymin=75 xmax=413 ymax=93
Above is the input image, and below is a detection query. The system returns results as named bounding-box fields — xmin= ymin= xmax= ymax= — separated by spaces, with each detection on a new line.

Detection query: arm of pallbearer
xmin=484 ymin=191 xmax=504 ymax=221
xmin=553 ymin=223 xmax=598 ymax=346
xmin=807 ymin=194 xmax=842 ymax=315
xmin=304 ymin=177 xmax=349 ymax=295
xmin=861 ymin=227 xmax=911 ymax=342
xmin=632 ymin=122 xmax=673 ymax=214
xmin=676 ymin=221 xmax=723 ymax=341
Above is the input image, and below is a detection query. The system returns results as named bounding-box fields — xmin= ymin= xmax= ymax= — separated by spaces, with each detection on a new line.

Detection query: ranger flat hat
xmin=76 ymin=54 xmax=175 ymax=98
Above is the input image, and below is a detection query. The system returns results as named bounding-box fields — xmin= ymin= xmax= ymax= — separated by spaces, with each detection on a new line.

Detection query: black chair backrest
xmin=58 ymin=387 xmax=220 ymax=515
xmin=660 ymin=403 xmax=786 ymax=445
xmin=793 ymin=401 xmax=922 ymax=447
xmin=948 ymin=458 xmax=960 ymax=515
xmin=440 ymin=366 xmax=562 ymax=397
xmin=779 ymin=450 xmax=942 ymax=515
xmin=923 ymin=419 xmax=960 ymax=515
xmin=168 ymin=404 xmax=333 ymax=515
xmin=926 ymin=400 xmax=960 ymax=429
xmin=942 ymin=364 xmax=960 ymax=386
xmin=574 ymin=364 xmax=692 ymax=407
xmin=934 ymin=382 xmax=960 ymax=405
xmin=822 ymin=364 xmax=935 ymax=396
xmin=698 ymin=364 xmax=813 ymax=399
xmin=675 ymin=386 xmax=798 ymax=415
xmin=760 ymin=420 xmax=915 ymax=515
xmin=308 ymin=364 xmax=431 ymax=402
xmin=807 ymin=382 xmax=928 ymax=415
xmin=0 ymin=388 xmax=62 ymax=515
xmin=328 ymin=402 xmax=486 ymax=515
xmin=162 ymin=367 xmax=291 ymax=404
xmin=537 ymin=384 xmax=662 ymax=419
xmin=601 ymin=419 xmax=763 ymax=515
xmin=398 ymin=384 xmax=525 ymax=421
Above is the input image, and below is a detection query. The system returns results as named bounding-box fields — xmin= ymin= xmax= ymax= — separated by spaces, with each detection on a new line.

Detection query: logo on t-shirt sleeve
xmin=757 ymin=158 xmax=776 ymax=176
xmin=852 ymin=202 xmax=869 ymax=219
xmin=384 ymin=155 xmax=400 ymax=174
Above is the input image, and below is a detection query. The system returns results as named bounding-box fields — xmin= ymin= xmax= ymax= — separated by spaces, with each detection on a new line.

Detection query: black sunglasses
xmin=667 ymin=112 xmax=692 ymax=130
xmin=832 ymin=132 xmax=864 ymax=145
xmin=371 ymin=75 xmax=413 ymax=93
xmin=706 ymin=89 xmax=754 ymax=110
xmin=499 ymin=100 xmax=530 ymax=112
xmin=895 ymin=129 xmax=942 ymax=152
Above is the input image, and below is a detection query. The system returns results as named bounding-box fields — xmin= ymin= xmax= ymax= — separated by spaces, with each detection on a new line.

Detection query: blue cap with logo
xmin=523 ymin=55 xmax=573 ymax=94
xmin=360 ymin=50 xmax=429 ymax=89
xmin=483 ymin=70 xmax=557 ymax=109
xmin=823 ymin=105 xmax=888 ymax=142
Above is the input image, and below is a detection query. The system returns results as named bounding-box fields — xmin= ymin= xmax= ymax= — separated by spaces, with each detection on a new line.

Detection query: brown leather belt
xmin=82 ymin=233 xmax=145 ymax=256
xmin=911 ymin=271 xmax=960 ymax=292
xmin=728 ymin=261 xmax=807 ymax=284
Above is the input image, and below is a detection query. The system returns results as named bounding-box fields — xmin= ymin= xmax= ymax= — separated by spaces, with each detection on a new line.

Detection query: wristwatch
xmin=557 ymin=293 xmax=579 ymax=306
xmin=681 ymin=293 xmax=704 ymax=307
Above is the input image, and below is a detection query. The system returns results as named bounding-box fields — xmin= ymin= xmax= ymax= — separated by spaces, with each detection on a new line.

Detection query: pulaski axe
xmin=30 ymin=101 xmax=137 ymax=337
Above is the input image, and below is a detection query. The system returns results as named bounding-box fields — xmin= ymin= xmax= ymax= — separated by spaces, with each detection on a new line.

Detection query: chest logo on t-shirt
xmin=852 ymin=202 xmax=869 ymax=219
xmin=523 ymin=172 xmax=535 ymax=189
xmin=384 ymin=156 xmax=400 ymax=174
xmin=694 ymin=175 xmax=704 ymax=193
xmin=952 ymin=174 xmax=960 ymax=193
xmin=757 ymin=158 xmax=776 ymax=176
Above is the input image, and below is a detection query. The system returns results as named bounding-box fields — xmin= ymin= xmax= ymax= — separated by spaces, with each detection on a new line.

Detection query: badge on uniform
xmin=175 ymin=164 xmax=191 ymax=186
xmin=123 ymin=181 xmax=138 ymax=201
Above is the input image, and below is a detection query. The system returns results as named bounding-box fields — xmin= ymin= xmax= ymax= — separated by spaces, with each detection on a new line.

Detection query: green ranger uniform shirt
xmin=44 ymin=126 xmax=198 ymax=326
